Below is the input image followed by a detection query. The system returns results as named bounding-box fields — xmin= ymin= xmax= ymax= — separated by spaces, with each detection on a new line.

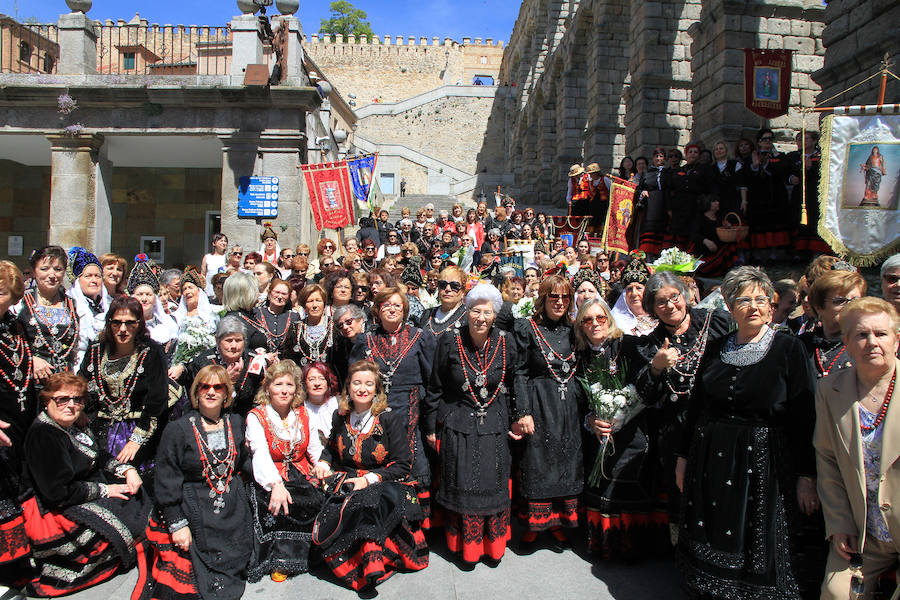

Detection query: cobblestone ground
xmin=28 ymin=529 xmax=687 ymax=600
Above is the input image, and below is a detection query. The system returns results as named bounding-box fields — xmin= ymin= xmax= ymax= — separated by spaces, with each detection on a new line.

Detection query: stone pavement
xmin=54 ymin=531 xmax=687 ymax=600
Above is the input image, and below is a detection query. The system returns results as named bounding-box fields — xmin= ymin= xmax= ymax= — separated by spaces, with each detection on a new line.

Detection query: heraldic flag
xmin=347 ymin=153 xmax=377 ymax=212
xmin=301 ymin=161 xmax=355 ymax=230
xmin=603 ymin=176 xmax=637 ymax=254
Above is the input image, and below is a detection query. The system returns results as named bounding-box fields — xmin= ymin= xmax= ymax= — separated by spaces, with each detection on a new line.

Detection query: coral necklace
xmin=456 ymin=331 xmax=506 ymax=424
xmin=0 ymin=327 xmax=32 ymax=410
xmin=815 ymin=344 xmax=846 ymax=378
xmin=190 ymin=416 xmax=237 ymax=514
xmin=529 ymin=318 xmax=577 ymax=402
xmin=24 ymin=291 xmax=79 ymax=371
xmin=860 ymin=370 xmax=896 ymax=434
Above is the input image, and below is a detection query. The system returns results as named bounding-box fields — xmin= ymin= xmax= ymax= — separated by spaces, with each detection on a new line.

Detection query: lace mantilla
xmin=719 ymin=327 xmax=775 ymax=367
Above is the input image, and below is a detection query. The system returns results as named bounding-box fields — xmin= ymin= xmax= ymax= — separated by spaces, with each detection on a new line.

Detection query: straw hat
xmin=585 ymin=163 xmax=601 ymax=174
xmin=568 ymin=164 xmax=585 ymax=178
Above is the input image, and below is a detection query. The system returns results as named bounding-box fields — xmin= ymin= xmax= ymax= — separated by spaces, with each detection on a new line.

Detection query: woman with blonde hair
xmin=246 ymin=359 xmax=330 ymax=582
xmin=315 ymin=360 xmax=429 ymax=590
xmin=148 ymin=364 xmax=253 ymax=599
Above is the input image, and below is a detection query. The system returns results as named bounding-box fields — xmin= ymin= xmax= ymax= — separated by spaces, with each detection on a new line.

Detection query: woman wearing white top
xmin=300 ymin=360 xmax=340 ymax=447
xmin=200 ymin=233 xmax=228 ymax=297
xmin=66 ymin=247 xmax=111 ymax=368
xmin=611 ymin=255 xmax=657 ymax=336
xmin=245 ymin=360 xmax=330 ymax=583
xmin=127 ymin=256 xmax=179 ymax=352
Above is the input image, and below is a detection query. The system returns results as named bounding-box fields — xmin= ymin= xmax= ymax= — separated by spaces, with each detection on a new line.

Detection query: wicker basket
xmin=716 ymin=212 xmax=749 ymax=243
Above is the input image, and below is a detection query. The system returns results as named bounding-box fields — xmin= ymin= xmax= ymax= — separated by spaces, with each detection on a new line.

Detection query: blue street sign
xmin=238 ymin=176 xmax=280 ymax=218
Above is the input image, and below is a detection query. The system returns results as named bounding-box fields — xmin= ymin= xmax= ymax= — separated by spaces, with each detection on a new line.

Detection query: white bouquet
xmin=580 ymin=358 xmax=643 ymax=486
xmin=512 ymin=297 xmax=535 ymax=319
xmin=650 ymin=247 xmax=702 ymax=273
xmin=172 ymin=315 xmax=217 ymax=367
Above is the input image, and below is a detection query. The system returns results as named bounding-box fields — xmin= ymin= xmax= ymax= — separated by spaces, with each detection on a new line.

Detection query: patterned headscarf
xmin=127 ymin=254 xmax=160 ymax=294
xmin=67 ymin=246 xmax=101 ymax=281
xmin=180 ymin=266 xmax=204 ymax=289
xmin=621 ymin=252 xmax=651 ymax=287
xmin=572 ymin=267 xmax=609 ymax=301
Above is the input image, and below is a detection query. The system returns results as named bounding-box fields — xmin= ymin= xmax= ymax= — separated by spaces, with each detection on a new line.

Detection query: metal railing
xmin=0 ymin=20 xmax=59 ymax=74
xmin=96 ymin=23 xmax=236 ymax=75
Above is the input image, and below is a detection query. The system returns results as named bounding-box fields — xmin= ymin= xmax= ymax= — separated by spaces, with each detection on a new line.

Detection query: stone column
xmin=57 ymin=12 xmax=97 ymax=75
xmin=47 ymin=133 xmax=107 ymax=250
xmin=230 ymin=14 xmax=264 ymax=79
xmin=281 ymin=16 xmax=306 ymax=84
xmin=219 ymin=132 xmax=312 ymax=257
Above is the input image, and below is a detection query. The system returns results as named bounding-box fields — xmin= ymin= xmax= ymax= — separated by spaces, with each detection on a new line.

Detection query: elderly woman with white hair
xmin=575 ymin=298 xmax=666 ymax=559
xmin=675 ymin=266 xmax=817 ymax=599
xmin=882 ymin=253 xmax=900 ymax=316
xmin=423 ymin=283 xmax=519 ymax=566
xmin=222 ymin=270 xmax=268 ymax=352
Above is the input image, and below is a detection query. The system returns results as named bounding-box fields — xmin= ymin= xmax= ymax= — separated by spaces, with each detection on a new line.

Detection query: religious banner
xmin=347 ymin=153 xmax=377 ymax=212
xmin=301 ymin=161 xmax=355 ymax=230
xmin=818 ymin=110 xmax=900 ymax=264
xmin=602 ymin=176 xmax=637 ymax=253
xmin=744 ymin=49 xmax=793 ymax=118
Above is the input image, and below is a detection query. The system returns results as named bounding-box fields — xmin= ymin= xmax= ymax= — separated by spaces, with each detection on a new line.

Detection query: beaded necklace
xmin=860 ymin=370 xmax=896 ymax=434
xmin=23 ymin=291 xmax=79 ymax=371
xmin=426 ymin=304 xmax=465 ymax=336
xmin=0 ymin=322 xmax=33 ymax=410
xmin=190 ymin=415 xmax=237 ymax=514
xmin=292 ymin=316 xmax=334 ymax=366
xmin=815 ymin=344 xmax=847 ymax=378
xmin=262 ymin=405 xmax=305 ymax=466
xmin=86 ymin=346 xmax=149 ymax=421
xmin=528 ymin=318 xmax=577 ymax=402
xmin=663 ymin=310 xmax=712 ymax=402
xmin=346 ymin=410 xmax=374 ymax=458
xmin=248 ymin=306 xmax=291 ymax=352
xmin=366 ymin=325 xmax=421 ymax=394
xmin=455 ymin=331 xmax=507 ymax=424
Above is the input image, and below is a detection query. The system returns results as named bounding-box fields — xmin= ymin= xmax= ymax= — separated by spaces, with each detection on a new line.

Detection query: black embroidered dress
xmin=283 ymin=314 xmax=335 ymax=368
xmin=677 ymin=329 xmax=815 ymax=600
xmin=17 ymin=289 xmax=80 ymax=374
xmin=423 ymin=327 xmax=516 ymax=563
xmin=247 ymin=305 xmax=299 ymax=356
xmin=180 ymin=350 xmax=263 ymax=417
xmin=511 ymin=317 xmax=583 ymax=531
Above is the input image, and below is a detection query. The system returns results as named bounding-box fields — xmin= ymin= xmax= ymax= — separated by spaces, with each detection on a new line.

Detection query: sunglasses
xmin=232 ymin=251 xmax=243 ymax=256
xmin=110 ymin=319 xmax=140 ymax=329
xmin=548 ymin=293 xmax=571 ymax=301
xmin=582 ymin=315 xmax=608 ymax=326
xmin=198 ymin=382 xmax=227 ymax=393
xmin=51 ymin=395 xmax=85 ymax=406
xmin=337 ymin=317 xmax=359 ymax=329
xmin=357 ymin=285 xmax=370 ymax=292
xmin=297 ymin=252 xmax=310 ymax=257
xmin=323 ymin=244 xmax=335 ymax=250
xmin=438 ymin=280 xmax=463 ymax=292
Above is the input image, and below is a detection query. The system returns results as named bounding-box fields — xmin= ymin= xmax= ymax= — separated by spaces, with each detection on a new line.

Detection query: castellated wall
xmin=304 ymin=35 xmax=504 ymax=106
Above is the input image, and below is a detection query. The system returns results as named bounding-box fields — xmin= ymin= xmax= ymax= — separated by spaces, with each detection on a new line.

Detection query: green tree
xmin=320 ymin=1 xmax=374 ymax=40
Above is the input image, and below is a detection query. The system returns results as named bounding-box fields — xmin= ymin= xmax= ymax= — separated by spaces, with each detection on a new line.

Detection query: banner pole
xmin=800 ymin=111 xmax=808 ymax=226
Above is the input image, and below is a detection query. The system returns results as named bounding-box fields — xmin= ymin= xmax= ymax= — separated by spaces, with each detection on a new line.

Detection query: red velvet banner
xmin=604 ymin=176 xmax=636 ymax=254
xmin=301 ymin=161 xmax=355 ymax=230
xmin=744 ymin=48 xmax=793 ymax=119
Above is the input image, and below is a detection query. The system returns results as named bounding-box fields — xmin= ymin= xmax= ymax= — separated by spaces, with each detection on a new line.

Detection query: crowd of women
xmin=0 ymin=205 xmax=898 ymax=599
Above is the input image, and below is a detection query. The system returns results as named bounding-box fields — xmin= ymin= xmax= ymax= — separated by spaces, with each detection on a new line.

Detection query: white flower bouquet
xmin=650 ymin=247 xmax=702 ymax=273
xmin=172 ymin=316 xmax=216 ymax=367
xmin=579 ymin=358 xmax=643 ymax=486
xmin=512 ymin=297 xmax=535 ymax=319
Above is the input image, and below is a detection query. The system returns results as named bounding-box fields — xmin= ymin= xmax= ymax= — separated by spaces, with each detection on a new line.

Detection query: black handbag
xmin=311 ymin=472 xmax=355 ymax=546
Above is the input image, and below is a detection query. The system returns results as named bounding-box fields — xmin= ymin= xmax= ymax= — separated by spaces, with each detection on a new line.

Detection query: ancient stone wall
xmin=812 ymin=0 xmax=899 ymax=110
xmin=0 ymin=160 xmax=50 ymax=270
xmin=495 ymin=0 xmax=827 ymax=205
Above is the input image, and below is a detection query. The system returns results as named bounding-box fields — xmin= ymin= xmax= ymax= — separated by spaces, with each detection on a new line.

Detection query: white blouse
xmin=305 ymin=396 xmax=339 ymax=442
xmin=245 ymin=404 xmax=327 ymax=490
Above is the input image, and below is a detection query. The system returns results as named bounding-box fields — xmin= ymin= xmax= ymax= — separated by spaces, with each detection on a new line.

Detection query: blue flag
xmin=347 ymin=154 xmax=377 ymax=211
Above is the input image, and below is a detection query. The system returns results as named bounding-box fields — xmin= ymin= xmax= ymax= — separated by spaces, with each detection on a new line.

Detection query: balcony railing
xmin=0 ymin=20 xmax=59 ymax=74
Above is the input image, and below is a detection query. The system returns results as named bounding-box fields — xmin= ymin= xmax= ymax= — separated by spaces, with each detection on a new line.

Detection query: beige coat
xmin=813 ymin=358 xmax=900 ymax=551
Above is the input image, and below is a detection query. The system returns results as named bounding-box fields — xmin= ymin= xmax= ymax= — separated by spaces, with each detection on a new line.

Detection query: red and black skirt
xmin=517 ymin=496 xmax=579 ymax=532
xmin=138 ymin=517 xmax=198 ymax=600
xmin=584 ymin=507 xmax=669 ymax=560
xmin=444 ymin=509 xmax=510 ymax=564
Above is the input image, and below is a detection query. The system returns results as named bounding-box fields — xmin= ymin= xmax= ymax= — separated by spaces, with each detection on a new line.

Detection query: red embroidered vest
xmin=572 ymin=174 xmax=593 ymax=202
xmin=250 ymin=405 xmax=311 ymax=480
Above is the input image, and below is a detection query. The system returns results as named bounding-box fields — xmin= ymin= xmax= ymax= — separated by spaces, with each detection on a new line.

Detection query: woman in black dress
xmin=576 ymin=298 xmax=666 ymax=559
xmin=17 ymin=246 xmax=79 ymax=380
xmin=417 ymin=264 xmax=467 ymax=336
xmin=676 ymin=267 xmax=817 ymax=599
xmin=666 ymin=144 xmax=716 ymax=252
xmin=800 ymin=269 xmax=866 ymax=380
xmin=350 ymin=286 xmax=436 ymax=524
xmin=22 ymin=372 xmax=151 ymax=597
xmin=175 ymin=316 xmax=263 ymax=417
xmin=283 ymin=284 xmax=335 ymax=368
xmin=636 ymin=148 xmax=669 ymax=258
xmin=511 ymin=274 xmax=583 ymax=547
xmin=149 ymin=364 xmax=254 ymax=600
xmin=424 ymin=284 xmax=517 ymax=565
xmin=246 ymin=278 xmax=299 ymax=359
xmin=0 ymin=262 xmax=36 ymax=585
xmin=315 ymin=360 xmax=429 ymax=590
xmin=79 ymin=296 xmax=168 ymax=473
xmin=636 ymin=271 xmax=732 ymax=528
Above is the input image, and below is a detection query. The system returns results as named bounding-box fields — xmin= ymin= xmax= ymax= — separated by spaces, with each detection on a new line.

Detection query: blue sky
xmin=4 ymin=1 xmax=520 ymax=42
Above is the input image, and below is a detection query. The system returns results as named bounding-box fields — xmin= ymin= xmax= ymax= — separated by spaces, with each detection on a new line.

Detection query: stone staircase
xmin=382 ymin=193 xmax=476 ymax=214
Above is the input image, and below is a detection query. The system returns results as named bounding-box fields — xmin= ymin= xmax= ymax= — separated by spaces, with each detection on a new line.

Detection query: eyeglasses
xmin=582 ymin=315 xmax=608 ymax=326
xmin=297 ymin=252 xmax=310 ymax=257
xmin=438 ymin=280 xmax=463 ymax=292
xmin=759 ymin=135 xmax=774 ymax=141
xmin=548 ymin=293 xmax=571 ymax=302
xmin=380 ymin=302 xmax=404 ymax=311
xmin=110 ymin=319 xmax=140 ymax=329
xmin=597 ymin=257 xmax=609 ymax=263
xmin=828 ymin=296 xmax=855 ymax=308
xmin=52 ymin=395 xmax=85 ymax=406
xmin=282 ymin=253 xmax=294 ymax=259
xmin=733 ymin=296 xmax=771 ymax=309
xmin=198 ymin=382 xmax=227 ymax=393
xmin=655 ymin=292 xmax=683 ymax=309
xmin=322 ymin=262 xmax=334 ymax=268
xmin=337 ymin=317 xmax=359 ymax=329
xmin=364 ymin=246 xmax=376 ymax=252
xmin=232 ymin=251 xmax=243 ymax=256
xmin=357 ymin=285 xmax=370 ymax=292
xmin=323 ymin=244 xmax=335 ymax=250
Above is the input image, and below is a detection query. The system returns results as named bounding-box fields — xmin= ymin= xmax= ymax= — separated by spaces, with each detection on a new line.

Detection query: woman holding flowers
xmin=575 ymin=298 xmax=666 ymax=559
xmin=676 ymin=266 xmax=817 ymax=599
